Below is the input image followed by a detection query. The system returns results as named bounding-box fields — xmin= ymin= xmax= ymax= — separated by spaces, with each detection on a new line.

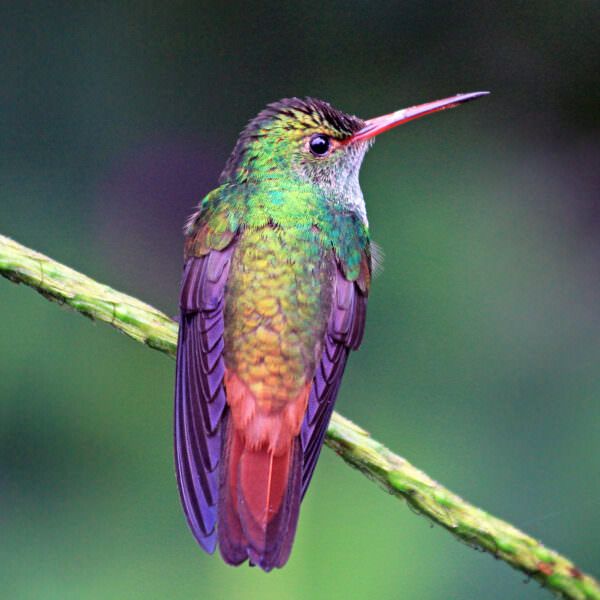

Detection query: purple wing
xmin=300 ymin=264 xmax=368 ymax=497
xmin=174 ymin=244 xmax=235 ymax=553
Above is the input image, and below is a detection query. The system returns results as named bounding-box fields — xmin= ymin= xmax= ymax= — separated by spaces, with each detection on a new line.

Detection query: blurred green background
xmin=1 ymin=2 xmax=599 ymax=599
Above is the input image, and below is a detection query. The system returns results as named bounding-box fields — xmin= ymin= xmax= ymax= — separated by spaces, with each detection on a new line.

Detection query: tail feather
xmin=218 ymin=415 xmax=302 ymax=571
xmin=217 ymin=418 xmax=247 ymax=566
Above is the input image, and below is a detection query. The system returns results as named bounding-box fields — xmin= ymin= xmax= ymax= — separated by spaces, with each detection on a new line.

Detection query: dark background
xmin=1 ymin=2 xmax=599 ymax=598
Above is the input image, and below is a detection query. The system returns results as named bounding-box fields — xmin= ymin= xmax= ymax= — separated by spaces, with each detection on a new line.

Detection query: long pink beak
xmin=349 ymin=91 xmax=489 ymax=143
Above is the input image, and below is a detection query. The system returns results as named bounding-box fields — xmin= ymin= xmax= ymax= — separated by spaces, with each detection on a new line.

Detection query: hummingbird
xmin=175 ymin=91 xmax=488 ymax=571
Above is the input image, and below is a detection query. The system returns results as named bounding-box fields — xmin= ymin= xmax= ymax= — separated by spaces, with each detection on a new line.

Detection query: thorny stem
xmin=1 ymin=233 xmax=598 ymax=600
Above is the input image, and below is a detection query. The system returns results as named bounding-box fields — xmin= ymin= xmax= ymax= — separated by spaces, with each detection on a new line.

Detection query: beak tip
xmin=351 ymin=90 xmax=491 ymax=142
xmin=456 ymin=90 xmax=491 ymax=103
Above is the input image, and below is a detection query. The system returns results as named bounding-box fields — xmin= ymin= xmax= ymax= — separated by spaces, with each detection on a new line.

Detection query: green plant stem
xmin=1 ymin=233 xmax=598 ymax=600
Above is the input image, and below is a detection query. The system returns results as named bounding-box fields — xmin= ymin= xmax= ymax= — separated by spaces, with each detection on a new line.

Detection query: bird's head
xmin=220 ymin=93 xmax=488 ymax=211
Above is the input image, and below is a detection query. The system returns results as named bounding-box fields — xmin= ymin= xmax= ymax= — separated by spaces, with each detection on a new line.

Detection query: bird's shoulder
xmin=328 ymin=209 xmax=372 ymax=295
xmin=184 ymin=185 xmax=244 ymax=259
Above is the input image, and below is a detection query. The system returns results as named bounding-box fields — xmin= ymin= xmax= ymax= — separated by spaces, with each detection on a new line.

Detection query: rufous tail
xmin=218 ymin=414 xmax=302 ymax=571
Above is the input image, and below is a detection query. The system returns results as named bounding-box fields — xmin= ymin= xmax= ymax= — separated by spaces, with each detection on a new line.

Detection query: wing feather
xmin=300 ymin=262 xmax=368 ymax=497
xmin=174 ymin=243 xmax=235 ymax=552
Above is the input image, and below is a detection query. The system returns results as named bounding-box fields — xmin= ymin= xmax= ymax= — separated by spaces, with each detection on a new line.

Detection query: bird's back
xmin=224 ymin=225 xmax=335 ymax=433
xmin=218 ymin=223 xmax=334 ymax=567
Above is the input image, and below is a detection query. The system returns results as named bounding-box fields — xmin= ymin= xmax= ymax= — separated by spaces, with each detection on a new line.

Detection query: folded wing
xmin=301 ymin=262 xmax=368 ymax=497
xmin=174 ymin=244 xmax=236 ymax=552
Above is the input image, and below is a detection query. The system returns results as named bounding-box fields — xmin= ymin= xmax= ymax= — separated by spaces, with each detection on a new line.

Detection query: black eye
xmin=309 ymin=134 xmax=331 ymax=156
